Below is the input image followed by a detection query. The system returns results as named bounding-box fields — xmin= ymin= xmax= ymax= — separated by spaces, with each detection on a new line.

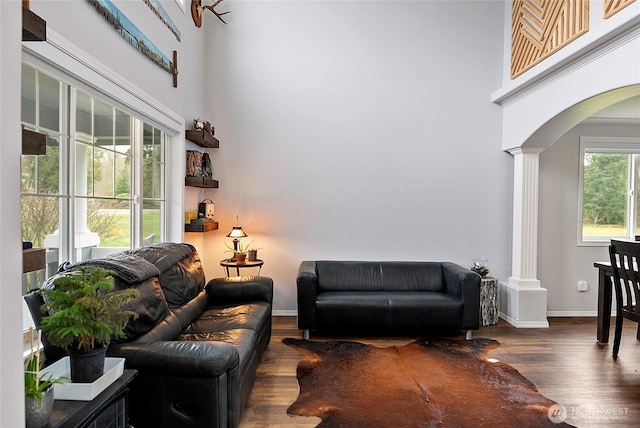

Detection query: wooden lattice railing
xmin=511 ymin=0 xmax=589 ymax=78
xmin=604 ymin=0 xmax=637 ymax=18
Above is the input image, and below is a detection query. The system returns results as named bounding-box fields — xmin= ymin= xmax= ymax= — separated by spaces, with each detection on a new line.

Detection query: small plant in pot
xmin=225 ymin=240 xmax=254 ymax=264
xmin=24 ymin=329 xmax=64 ymax=428
xmin=38 ymin=267 xmax=139 ymax=383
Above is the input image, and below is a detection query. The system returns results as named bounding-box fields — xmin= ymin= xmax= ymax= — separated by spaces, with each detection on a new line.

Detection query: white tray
xmin=41 ymin=357 xmax=125 ymax=401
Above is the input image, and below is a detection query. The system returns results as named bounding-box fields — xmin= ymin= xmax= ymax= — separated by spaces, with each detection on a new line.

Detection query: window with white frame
xmin=579 ymin=137 xmax=640 ymax=245
xmin=20 ymin=63 xmax=167 ymax=290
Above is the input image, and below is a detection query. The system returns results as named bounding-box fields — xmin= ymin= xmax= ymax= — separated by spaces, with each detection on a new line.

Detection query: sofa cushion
xmin=178 ymin=328 xmax=257 ymax=370
xmin=131 ymin=243 xmax=206 ymax=308
xmin=316 ymin=291 xmax=390 ymax=329
xmin=380 ymin=262 xmax=444 ymax=292
xmin=117 ymin=276 xmax=169 ymax=340
xmin=172 ymin=290 xmax=210 ymax=331
xmin=316 ymin=261 xmax=445 ymax=293
xmin=315 ymin=291 xmax=463 ymax=331
xmin=185 ymin=303 xmax=271 ymax=335
xmin=317 ymin=261 xmax=383 ymax=291
xmin=387 ymin=292 xmax=462 ymax=329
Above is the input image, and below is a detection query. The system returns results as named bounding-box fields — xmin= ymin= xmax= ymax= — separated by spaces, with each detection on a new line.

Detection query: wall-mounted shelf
xmin=185 ymin=129 xmax=219 ymax=188
xmin=185 ymin=221 xmax=219 ymax=233
xmin=184 ymin=129 xmax=219 ymax=231
xmin=185 ymin=176 xmax=219 ymax=188
xmin=23 ymin=6 xmax=46 ymax=42
xmin=22 ymin=128 xmax=47 ymax=155
xmin=185 ymin=130 xmax=219 ymax=148
xmin=23 ymin=248 xmax=45 ymax=273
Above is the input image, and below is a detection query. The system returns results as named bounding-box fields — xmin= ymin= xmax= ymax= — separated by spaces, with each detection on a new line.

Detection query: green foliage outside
xmin=582 ymin=224 xmax=628 ymax=237
xmin=582 ymin=153 xmax=627 ymax=227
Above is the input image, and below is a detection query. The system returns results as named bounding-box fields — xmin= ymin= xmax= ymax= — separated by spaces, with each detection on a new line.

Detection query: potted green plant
xmin=24 ymin=329 xmax=64 ymax=428
xmin=38 ymin=267 xmax=139 ymax=383
xmin=225 ymin=240 xmax=254 ymax=264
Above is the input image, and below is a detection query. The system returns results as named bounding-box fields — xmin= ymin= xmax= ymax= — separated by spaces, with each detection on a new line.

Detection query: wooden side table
xmin=48 ymin=369 xmax=137 ymax=428
xmin=480 ymin=277 xmax=499 ymax=326
xmin=220 ymin=259 xmax=264 ymax=276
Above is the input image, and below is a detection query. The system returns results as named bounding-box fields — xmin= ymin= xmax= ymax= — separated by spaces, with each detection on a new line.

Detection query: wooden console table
xmin=48 ymin=370 xmax=137 ymax=428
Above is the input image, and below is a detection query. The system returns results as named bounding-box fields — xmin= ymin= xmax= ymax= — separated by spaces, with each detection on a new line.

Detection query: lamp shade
xmin=226 ymin=226 xmax=248 ymax=239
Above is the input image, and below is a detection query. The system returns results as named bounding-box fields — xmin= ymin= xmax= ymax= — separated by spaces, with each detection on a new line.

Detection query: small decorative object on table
xmin=471 ymin=258 xmax=490 ymax=277
xmin=248 ymin=248 xmax=259 ymax=262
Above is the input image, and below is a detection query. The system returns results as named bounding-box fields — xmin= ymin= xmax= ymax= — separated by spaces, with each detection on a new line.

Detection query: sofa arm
xmin=205 ymin=276 xmax=273 ymax=306
xmin=441 ymin=262 xmax=481 ymax=330
xmin=108 ymin=340 xmax=239 ymax=377
xmin=296 ymin=261 xmax=319 ymax=329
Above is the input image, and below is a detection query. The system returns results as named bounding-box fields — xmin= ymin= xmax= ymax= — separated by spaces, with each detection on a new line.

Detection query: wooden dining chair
xmin=608 ymin=239 xmax=640 ymax=357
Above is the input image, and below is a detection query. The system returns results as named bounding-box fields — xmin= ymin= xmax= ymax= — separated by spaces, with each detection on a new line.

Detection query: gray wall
xmin=205 ymin=0 xmax=510 ymax=311
xmin=540 ymin=123 xmax=640 ymax=315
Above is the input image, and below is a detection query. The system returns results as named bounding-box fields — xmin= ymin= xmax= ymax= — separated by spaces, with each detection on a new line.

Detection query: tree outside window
xmin=580 ymin=137 xmax=640 ymax=244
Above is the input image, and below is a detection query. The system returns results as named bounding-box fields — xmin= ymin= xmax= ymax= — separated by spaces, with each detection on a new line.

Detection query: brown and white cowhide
xmin=284 ymin=338 xmax=574 ymax=427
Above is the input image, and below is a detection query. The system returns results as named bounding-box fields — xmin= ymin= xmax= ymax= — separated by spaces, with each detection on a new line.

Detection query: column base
xmin=499 ymin=280 xmax=549 ymax=328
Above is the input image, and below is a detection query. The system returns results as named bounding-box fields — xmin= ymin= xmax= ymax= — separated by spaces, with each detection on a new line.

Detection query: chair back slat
xmin=609 ymin=240 xmax=640 ymax=316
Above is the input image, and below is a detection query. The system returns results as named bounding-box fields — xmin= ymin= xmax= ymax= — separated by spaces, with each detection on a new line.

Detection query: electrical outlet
xmin=577 ymin=280 xmax=588 ymax=292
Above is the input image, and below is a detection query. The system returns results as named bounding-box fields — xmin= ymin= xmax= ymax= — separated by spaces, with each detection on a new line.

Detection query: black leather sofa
xmin=296 ymin=261 xmax=480 ymax=339
xmin=25 ymin=242 xmax=273 ymax=428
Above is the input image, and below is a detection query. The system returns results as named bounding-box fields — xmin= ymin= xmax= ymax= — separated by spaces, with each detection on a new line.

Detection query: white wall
xmin=0 ymin=2 xmax=28 ymax=426
xmin=205 ymin=0 xmax=509 ymax=311
xmin=539 ymin=123 xmax=640 ymax=315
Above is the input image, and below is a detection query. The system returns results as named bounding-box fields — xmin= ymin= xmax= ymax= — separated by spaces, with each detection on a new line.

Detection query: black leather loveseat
xmin=25 ymin=242 xmax=272 ymax=428
xmin=296 ymin=261 xmax=480 ymax=339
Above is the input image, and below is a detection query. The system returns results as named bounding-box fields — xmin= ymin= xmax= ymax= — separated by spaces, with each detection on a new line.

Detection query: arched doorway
xmin=494 ymin=28 xmax=640 ymax=327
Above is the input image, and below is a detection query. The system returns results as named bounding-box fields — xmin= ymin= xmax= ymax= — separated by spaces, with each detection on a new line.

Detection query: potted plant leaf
xmin=24 ymin=329 xmax=64 ymax=428
xmin=38 ymin=267 xmax=139 ymax=383
xmin=225 ymin=240 xmax=254 ymax=264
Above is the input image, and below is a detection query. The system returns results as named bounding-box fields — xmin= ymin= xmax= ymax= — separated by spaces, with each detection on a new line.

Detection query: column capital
xmin=508 ymin=146 xmax=545 ymax=156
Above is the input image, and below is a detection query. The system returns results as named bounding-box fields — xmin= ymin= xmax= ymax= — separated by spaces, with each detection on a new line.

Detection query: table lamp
xmin=226 ymin=218 xmax=248 ymax=253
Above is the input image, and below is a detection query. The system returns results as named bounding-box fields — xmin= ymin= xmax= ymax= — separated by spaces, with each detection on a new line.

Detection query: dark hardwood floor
xmin=240 ymin=316 xmax=640 ymax=427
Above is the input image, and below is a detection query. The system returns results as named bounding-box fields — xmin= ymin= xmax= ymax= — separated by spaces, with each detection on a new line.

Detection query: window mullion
xmin=62 ymin=84 xmax=73 ymax=264
xmin=132 ymin=118 xmax=143 ymax=247
xmin=631 ymin=154 xmax=638 ymax=240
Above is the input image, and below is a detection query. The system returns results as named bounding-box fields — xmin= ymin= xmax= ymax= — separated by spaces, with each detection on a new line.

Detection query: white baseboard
xmin=273 ymin=310 xmax=602 ymax=320
xmin=499 ymin=312 xmax=549 ymax=328
xmin=546 ymin=311 xmax=600 ymax=317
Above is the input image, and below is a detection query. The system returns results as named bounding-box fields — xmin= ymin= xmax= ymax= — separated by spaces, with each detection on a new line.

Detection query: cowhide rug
xmin=284 ymin=338 xmax=574 ymax=427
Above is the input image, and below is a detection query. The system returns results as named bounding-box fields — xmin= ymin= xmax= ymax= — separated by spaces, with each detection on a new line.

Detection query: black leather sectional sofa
xmin=296 ymin=260 xmax=480 ymax=339
xmin=26 ymin=242 xmax=273 ymax=428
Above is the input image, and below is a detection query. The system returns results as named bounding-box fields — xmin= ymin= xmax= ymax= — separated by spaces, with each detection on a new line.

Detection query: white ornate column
xmin=501 ymin=147 xmax=549 ymax=327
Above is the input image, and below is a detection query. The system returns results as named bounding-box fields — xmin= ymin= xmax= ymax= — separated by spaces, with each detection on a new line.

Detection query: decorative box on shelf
xmin=41 ymin=357 xmax=125 ymax=401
